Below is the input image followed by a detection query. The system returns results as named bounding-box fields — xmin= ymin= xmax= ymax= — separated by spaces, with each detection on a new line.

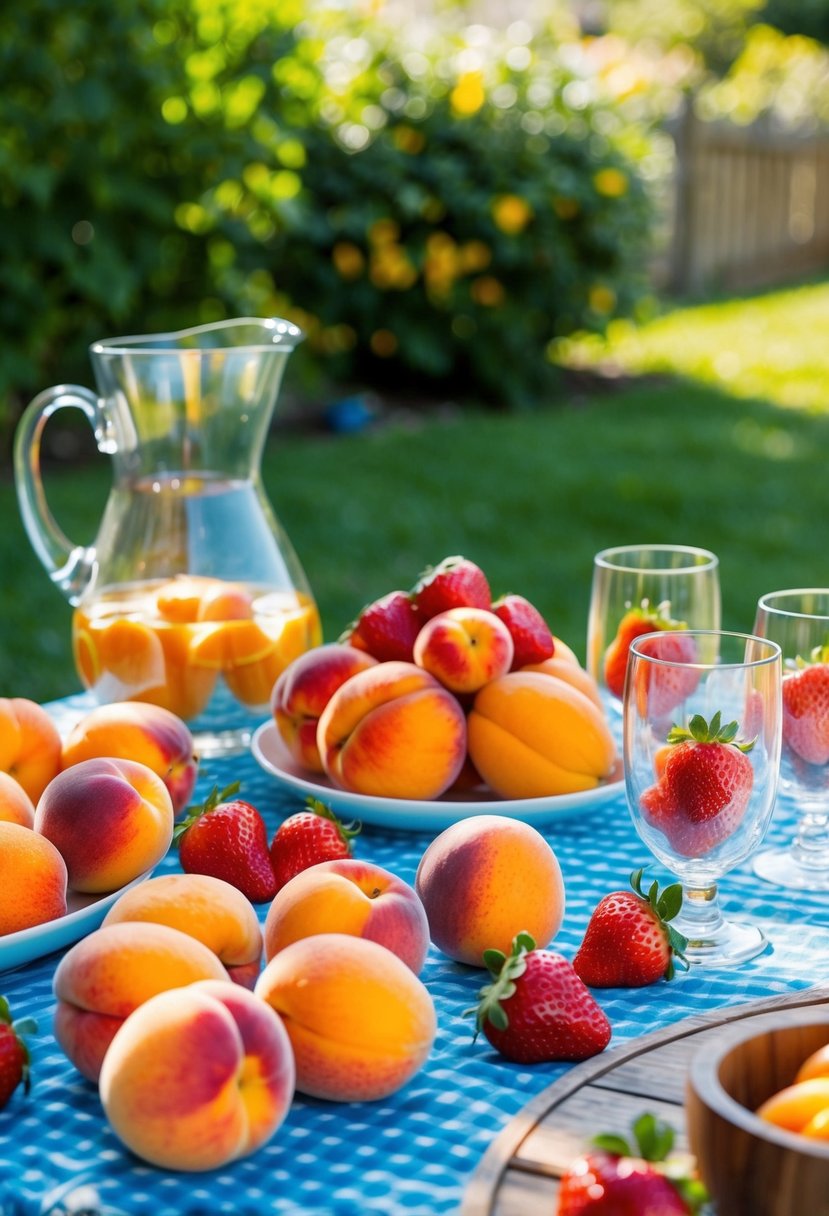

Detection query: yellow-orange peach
xmin=468 ymin=672 xmax=618 ymax=799
xmin=99 ymin=979 xmax=295 ymax=1171
xmin=35 ymin=757 xmax=174 ymax=894
xmin=413 ymin=607 xmax=514 ymax=695
xmin=263 ymin=858 xmax=429 ymax=974
xmin=61 ymin=701 xmax=198 ymax=815
xmin=255 ymin=934 xmax=435 ymax=1101
xmin=415 ymin=814 xmax=565 ymax=966
xmin=317 ymin=660 xmax=467 ymax=800
xmin=552 ymin=635 xmax=581 ymax=666
xmin=53 ymin=921 xmax=230 ymax=1081
xmin=271 ymin=643 xmax=379 ymax=773
xmin=0 ymin=697 xmax=62 ymax=803
xmin=521 ymin=658 xmax=605 ymax=712
xmin=0 ymin=820 xmax=68 ymax=935
xmin=103 ymin=873 xmax=263 ymax=989
xmin=0 ymin=771 xmax=36 ymax=828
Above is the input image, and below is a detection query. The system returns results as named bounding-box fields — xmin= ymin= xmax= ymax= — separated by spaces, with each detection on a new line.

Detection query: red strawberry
xmin=573 ymin=869 xmax=688 ymax=987
xmin=412 ymin=555 xmax=491 ymax=621
xmin=640 ymin=713 xmax=755 ymax=858
xmin=492 ymin=593 xmax=555 ymax=669
xmin=604 ymin=603 xmax=697 ymax=711
xmin=344 ymin=590 xmax=422 ymax=662
xmin=782 ymin=660 xmax=829 ymax=765
xmin=0 ymin=996 xmax=36 ymax=1110
xmin=556 ymin=1113 xmax=706 ymax=1215
xmin=636 ymin=630 xmax=701 ymax=720
xmin=470 ymin=932 xmax=611 ymax=1064
xmin=270 ymin=796 xmax=360 ymax=892
xmin=175 ymin=782 xmax=277 ymax=903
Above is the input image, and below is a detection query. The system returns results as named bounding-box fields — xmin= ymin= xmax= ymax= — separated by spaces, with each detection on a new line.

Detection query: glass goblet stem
xmin=674 ymin=883 xmax=723 ymax=947
xmin=791 ymin=808 xmax=829 ymax=870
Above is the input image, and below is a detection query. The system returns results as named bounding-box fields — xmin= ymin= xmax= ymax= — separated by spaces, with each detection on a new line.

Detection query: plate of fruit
xmin=252 ymin=556 xmax=625 ymax=830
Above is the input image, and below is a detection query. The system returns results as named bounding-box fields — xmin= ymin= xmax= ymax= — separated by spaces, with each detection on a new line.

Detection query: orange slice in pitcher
xmin=155 ymin=577 xmax=220 ymax=624
xmin=73 ymin=624 xmax=102 ymax=689
xmin=96 ymin=620 xmax=166 ymax=692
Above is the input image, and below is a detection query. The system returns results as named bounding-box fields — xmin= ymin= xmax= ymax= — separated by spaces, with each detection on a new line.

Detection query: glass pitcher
xmin=14 ymin=317 xmax=322 ymax=756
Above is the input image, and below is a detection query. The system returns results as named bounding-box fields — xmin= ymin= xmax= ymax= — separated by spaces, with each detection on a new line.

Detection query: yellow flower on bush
xmin=470 ymin=276 xmax=505 ymax=307
xmin=451 ymin=71 xmax=485 ymax=117
xmin=370 ymin=329 xmax=398 ymax=356
xmin=424 ymin=232 xmax=460 ymax=295
xmin=593 ymin=168 xmax=629 ymax=198
xmin=492 ymin=194 xmax=533 ymax=235
xmin=332 ymin=242 xmax=365 ymax=280
xmin=393 ymin=125 xmax=426 ymax=155
xmin=369 ymin=244 xmax=418 ymax=290
xmin=369 ymin=219 xmax=400 ymax=247
xmin=589 ymin=284 xmax=617 ymax=314
xmin=459 ymin=240 xmax=491 ymax=273
xmin=553 ymin=196 xmax=580 ymax=220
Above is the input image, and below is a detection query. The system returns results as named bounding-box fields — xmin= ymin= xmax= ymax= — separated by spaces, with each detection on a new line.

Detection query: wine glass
xmin=624 ymin=630 xmax=782 ymax=966
xmin=587 ymin=544 xmax=721 ymax=716
xmin=752 ymin=589 xmax=829 ymax=891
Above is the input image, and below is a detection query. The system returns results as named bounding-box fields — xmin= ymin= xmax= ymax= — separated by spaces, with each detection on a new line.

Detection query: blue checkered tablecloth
xmin=1 ymin=694 xmax=827 ymax=1216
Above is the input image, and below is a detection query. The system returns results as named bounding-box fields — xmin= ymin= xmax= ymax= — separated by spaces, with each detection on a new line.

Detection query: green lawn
xmin=3 ymin=278 xmax=829 ymax=704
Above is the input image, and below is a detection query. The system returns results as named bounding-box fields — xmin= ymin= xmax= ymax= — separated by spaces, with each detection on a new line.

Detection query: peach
xmin=415 ymin=814 xmax=565 ymax=967
xmin=263 ymin=858 xmax=430 ymax=974
xmin=317 ymin=660 xmax=467 ymax=800
xmin=0 ymin=771 xmax=36 ymax=827
xmin=35 ymin=757 xmax=174 ymax=894
xmin=61 ymin=701 xmax=198 ymax=815
xmin=155 ymin=576 xmax=221 ymax=623
xmin=255 ymin=934 xmax=435 ymax=1101
xmin=0 ymin=697 xmax=62 ymax=803
xmin=521 ymin=657 xmax=605 ymax=712
xmin=103 ymin=873 xmax=263 ymax=989
xmin=271 ymin=643 xmax=379 ymax=772
xmin=552 ymin=635 xmax=581 ymax=666
xmin=53 ymin=921 xmax=230 ymax=1081
xmin=197 ymin=581 xmax=254 ymax=622
xmin=99 ymin=979 xmax=295 ymax=1171
xmin=0 ymin=820 xmax=68 ymax=935
xmin=467 ymin=671 xmax=618 ymax=799
xmin=413 ymin=607 xmax=514 ymax=694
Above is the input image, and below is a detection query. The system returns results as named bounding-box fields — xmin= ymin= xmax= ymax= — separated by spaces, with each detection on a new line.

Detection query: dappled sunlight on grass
xmin=552 ymin=279 xmax=829 ymax=412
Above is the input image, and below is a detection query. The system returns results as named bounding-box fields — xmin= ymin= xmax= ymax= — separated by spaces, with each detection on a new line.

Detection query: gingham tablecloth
xmin=1 ymin=694 xmax=827 ymax=1216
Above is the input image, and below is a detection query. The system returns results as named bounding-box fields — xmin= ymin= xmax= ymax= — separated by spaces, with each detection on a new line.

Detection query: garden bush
xmin=0 ymin=0 xmax=654 ymax=434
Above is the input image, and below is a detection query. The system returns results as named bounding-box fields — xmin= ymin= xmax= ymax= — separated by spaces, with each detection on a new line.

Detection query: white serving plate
xmin=0 ymin=871 xmax=151 ymax=973
xmin=251 ymin=722 xmax=625 ymax=832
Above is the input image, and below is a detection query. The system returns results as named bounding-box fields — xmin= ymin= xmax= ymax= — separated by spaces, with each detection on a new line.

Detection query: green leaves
xmin=630 ymin=868 xmax=689 ymax=979
xmin=467 ymin=931 xmax=536 ymax=1038
xmin=667 ymin=711 xmax=755 ymax=753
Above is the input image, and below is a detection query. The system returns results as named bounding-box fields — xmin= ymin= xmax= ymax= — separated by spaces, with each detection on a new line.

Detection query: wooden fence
xmin=663 ymin=105 xmax=829 ymax=295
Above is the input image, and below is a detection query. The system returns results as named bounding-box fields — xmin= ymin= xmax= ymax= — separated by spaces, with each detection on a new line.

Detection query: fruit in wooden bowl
xmin=685 ymin=1006 xmax=829 ymax=1216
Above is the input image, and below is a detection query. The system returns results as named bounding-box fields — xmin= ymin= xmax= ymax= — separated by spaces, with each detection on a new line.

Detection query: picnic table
xmin=2 ymin=692 xmax=828 ymax=1216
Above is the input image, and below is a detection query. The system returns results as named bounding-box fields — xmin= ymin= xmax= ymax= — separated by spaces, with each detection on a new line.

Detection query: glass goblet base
xmin=752 ymin=846 xmax=829 ymax=892
xmin=674 ymin=883 xmax=769 ymax=967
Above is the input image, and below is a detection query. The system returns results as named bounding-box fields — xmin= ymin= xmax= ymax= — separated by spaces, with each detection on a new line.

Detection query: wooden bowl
xmin=686 ymin=1007 xmax=829 ymax=1216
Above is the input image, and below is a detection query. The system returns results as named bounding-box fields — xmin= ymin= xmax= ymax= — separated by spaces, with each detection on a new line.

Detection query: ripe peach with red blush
xmin=263 ymin=858 xmax=430 ymax=974
xmin=413 ymin=607 xmax=514 ymax=695
xmin=0 ymin=820 xmax=67 ymax=934
xmin=0 ymin=697 xmax=62 ymax=803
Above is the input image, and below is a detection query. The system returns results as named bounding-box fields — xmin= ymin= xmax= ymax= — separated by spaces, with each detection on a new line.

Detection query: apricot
xmin=255 ymin=934 xmax=436 ymax=1101
xmin=155 ymin=576 xmax=220 ymax=623
xmin=0 ymin=771 xmax=36 ymax=828
xmin=796 ymin=1043 xmax=829 ymax=1083
xmin=61 ymin=701 xmax=198 ymax=816
xmin=551 ymin=635 xmax=581 ymax=666
xmin=95 ymin=619 xmax=166 ymax=694
xmin=317 ymin=660 xmax=467 ymax=800
xmin=103 ymin=873 xmax=263 ymax=989
xmin=0 ymin=820 xmax=68 ymax=935
xmin=521 ymin=657 xmax=605 ymax=711
xmin=146 ymin=624 xmax=219 ymax=720
xmin=35 ymin=757 xmax=175 ymax=894
xmin=756 ymin=1077 xmax=829 ymax=1132
xmin=53 ymin=921 xmax=230 ymax=1081
xmin=263 ymin=858 xmax=430 ymax=974
xmin=100 ymin=979 xmax=295 ymax=1171
xmin=413 ymin=607 xmax=514 ymax=694
xmin=468 ymin=671 xmax=618 ymax=799
xmin=0 ymin=697 xmax=62 ymax=803
xmin=415 ymin=814 xmax=566 ymax=967
xmin=271 ymin=643 xmax=379 ymax=773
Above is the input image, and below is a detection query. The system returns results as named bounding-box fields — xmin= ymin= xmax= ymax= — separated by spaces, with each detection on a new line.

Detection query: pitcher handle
xmin=14 ymin=383 xmax=110 ymax=605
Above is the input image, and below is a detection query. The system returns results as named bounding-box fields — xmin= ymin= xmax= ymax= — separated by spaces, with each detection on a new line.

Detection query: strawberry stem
xmin=465 ymin=931 xmax=535 ymax=1039
xmin=303 ymin=796 xmax=361 ymax=845
xmin=666 ymin=711 xmax=755 ymax=753
xmin=630 ymin=868 xmax=689 ymax=980
xmin=173 ymin=781 xmax=242 ymax=844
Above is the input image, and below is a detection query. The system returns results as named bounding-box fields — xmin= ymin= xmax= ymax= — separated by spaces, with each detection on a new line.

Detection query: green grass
xmin=4 ymin=353 xmax=829 ymax=704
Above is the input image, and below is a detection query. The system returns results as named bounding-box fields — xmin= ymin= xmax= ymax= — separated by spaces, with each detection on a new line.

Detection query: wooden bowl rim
xmin=688 ymin=1006 xmax=829 ymax=1158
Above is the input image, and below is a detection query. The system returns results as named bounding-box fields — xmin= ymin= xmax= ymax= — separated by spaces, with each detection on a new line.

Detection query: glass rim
xmin=593 ymin=544 xmax=719 ymax=574
xmin=90 ymin=316 xmax=303 ymax=356
xmin=757 ymin=589 xmax=829 ymax=623
xmin=629 ymin=629 xmax=781 ymax=670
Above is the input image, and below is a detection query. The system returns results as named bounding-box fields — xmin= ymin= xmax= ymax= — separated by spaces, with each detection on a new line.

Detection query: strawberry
xmin=640 ymin=712 xmax=755 ymax=858
xmin=270 ymin=796 xmax=360 ymax=892
xmin=636 ymin=630 xmax=701 ymax=720
xmin=0 ymin=996 xmax=37 ymax=1110
xmin=573 ymin=868 xmax=688 ymax=987
xmin=782 ymin=659 xmax=829 ymax=766
xmin=470 ymin=931 xmax=611 ymax=1064
xmin=175 ymin=782 xmax=277 ymax=903
xmin=492 ymin=593 xmax=555 ymax=669
xmin=343 ymin=590 xmax=422 ymax=662
xmin=604 ymin=602 xmax=697 ymax=712
xmin=412 ymin=555 xmax=491 ymax=621
xmin=556 ymin=1113 xmax=707 ymax=1215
